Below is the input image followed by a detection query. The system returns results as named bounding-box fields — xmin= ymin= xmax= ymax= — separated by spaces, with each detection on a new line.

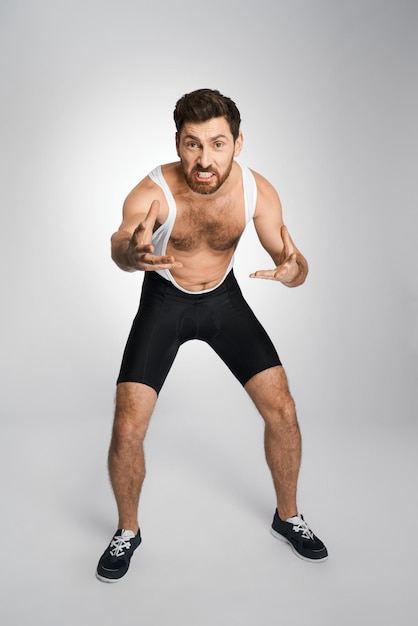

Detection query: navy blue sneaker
xmin=96 ymin=528 xmax=141 ymax=582
xmin=271 ymin=510 xmax=328 ymax=562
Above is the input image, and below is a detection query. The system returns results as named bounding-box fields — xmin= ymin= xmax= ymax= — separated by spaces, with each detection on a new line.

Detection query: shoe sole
xmin=96 ymin=570 xmax=125 ymax=583
xmin=270 ymin=528 xmax=328 ymax=563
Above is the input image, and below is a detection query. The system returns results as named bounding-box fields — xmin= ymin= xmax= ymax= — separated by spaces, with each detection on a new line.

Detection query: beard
xmin=181 ymin=158 xmax=234 ymax=195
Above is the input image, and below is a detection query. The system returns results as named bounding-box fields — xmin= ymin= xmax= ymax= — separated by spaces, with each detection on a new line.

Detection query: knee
xmin=112 ymin=404 xmax=150 ymax=446
xmin=112 ymin=411 xmax=147 ymax=444
xmin=264 ymin=391 xmax=298 ymax=430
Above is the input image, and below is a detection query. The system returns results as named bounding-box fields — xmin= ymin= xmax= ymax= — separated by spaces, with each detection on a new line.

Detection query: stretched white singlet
xmin=148 ymin=161 xmax=257 ymax=294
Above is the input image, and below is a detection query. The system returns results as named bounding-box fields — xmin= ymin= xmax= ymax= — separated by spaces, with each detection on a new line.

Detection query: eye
xmin=215 ymin=141 xmax=224 ymax=149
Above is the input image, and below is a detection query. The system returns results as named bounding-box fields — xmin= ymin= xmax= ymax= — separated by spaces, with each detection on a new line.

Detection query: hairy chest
xmin=169 ymin=196 xmax=245 ymax=252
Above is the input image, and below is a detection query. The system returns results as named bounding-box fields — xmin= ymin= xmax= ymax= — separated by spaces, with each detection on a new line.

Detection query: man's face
xmin=176 ymin=117 xmax=243 ymax=194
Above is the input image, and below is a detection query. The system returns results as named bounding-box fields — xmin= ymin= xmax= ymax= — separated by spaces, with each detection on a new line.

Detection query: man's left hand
xmin=250 ymin=225 xmax=306 ymax=287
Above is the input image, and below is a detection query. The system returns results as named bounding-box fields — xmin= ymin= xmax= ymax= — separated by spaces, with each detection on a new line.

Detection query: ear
xmin=175 ymin=132 xmax=180 ymax=157
xmin=234 ymin=131 xmax=244 ymax=157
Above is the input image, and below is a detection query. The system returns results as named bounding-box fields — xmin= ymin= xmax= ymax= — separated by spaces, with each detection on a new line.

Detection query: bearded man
xmin=96 ymin=88 xmax=328 ymax=583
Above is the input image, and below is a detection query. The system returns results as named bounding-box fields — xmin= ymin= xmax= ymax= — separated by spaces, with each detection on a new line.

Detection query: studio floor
xmin=2 ymin=389 xmax=416 ymax=626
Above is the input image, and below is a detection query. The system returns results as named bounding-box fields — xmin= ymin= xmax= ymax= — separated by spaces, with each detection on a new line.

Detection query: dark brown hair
xmin=173 ymin=89 xmax=241 ymax=141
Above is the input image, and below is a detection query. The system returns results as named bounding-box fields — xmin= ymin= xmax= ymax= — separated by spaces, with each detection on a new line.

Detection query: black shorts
xmin=117 ymin=270 xmax=282 ymax=394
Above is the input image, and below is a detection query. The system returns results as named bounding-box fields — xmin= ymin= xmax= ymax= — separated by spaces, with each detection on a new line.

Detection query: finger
xmin=250 ymin=254 xmax=298 ymax=281
xmin=133 ymin=201 xmax=160 ymax=234
xmin=133 ymin=202 xmax=160 ymax=244
xmin=136 ymin=244 xmax=154 ymax=254
xmin=249 ymin=269 xmax=277 ymax=279
xmin=145 ymin=254 xmax=177 ymax=266
xmin=139 ymin=252 xmax=177 ymax=265
xmin=141 ymin=255 xmax=183 ymax=270
xmin=131 ymin=235 xmax=155 ymax=254
xmin=146 ymin=262 xmax=184 ymax=270
xmin=143 ymin=200 xmax=160 ymax=225
xmin=132 ymin=222 xmax=147 ymax=244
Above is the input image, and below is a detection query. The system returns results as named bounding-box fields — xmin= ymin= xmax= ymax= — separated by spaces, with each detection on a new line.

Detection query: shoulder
xmin=248 ymin=169 xmax=283 ymax=218
xmin=119 ymin=163 xmax=174 ymax=231
xmin=124 ymin=162 xmax=177 ymax=211
xmin=125 ymin=163 xmax=173 ymax=202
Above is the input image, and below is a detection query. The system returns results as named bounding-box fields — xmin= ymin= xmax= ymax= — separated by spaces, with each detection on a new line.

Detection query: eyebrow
xmin=183 ymin=134 xmax=229 ymax=142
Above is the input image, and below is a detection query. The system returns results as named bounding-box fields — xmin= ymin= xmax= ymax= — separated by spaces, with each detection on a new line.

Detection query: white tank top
xmin=148 ymin=161 xmax=257 ymax=294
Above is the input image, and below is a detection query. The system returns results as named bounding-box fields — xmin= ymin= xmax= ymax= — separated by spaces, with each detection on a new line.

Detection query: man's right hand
xmin=126 ymin=200 xmax=183 ymax=271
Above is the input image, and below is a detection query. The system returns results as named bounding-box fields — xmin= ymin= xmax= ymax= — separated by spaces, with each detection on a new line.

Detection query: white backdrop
xmin=1 ymin=1 xmax=417 ymax=625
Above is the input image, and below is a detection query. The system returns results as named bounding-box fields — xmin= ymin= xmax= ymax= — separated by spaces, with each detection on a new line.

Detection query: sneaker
xmin=96 ymin=528 xmax=141 ymax=582
xmin=271 ymin=510 xmax=328 ymax=562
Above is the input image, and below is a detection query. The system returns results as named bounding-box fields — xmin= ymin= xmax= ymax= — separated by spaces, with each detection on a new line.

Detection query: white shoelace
xmin=287 ymin=515 xmax=314 ymax=540
xmin=109 ymin=530 xmax=135 ymax=557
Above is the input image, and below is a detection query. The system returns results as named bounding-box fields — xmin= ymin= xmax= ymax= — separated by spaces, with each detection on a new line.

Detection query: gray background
xmin=1 ymin=0 xmax=417 ymax=624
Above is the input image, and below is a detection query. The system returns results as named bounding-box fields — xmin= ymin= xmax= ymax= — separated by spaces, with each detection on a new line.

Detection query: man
xmin=96 ymin=88 xmax=327 ymax=583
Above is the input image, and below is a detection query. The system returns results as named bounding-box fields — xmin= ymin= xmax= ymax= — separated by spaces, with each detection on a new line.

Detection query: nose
xmin=198 ymin=146 xmax=212 ymax=169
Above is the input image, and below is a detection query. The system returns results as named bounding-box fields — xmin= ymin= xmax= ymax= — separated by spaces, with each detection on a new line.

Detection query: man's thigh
xmin=114 ymin=382 xmax=158 ymax=437
xmin=207 ymin=280 xmax=281 ymax=385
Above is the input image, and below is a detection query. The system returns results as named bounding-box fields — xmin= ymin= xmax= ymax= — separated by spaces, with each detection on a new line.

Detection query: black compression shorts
xmin=117 ymin=270 xmax=282 ymax=394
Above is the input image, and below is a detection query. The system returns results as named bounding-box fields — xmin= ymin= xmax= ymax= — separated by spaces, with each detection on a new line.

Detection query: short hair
xmin=173 ymin=89 xmax=241 ymax=141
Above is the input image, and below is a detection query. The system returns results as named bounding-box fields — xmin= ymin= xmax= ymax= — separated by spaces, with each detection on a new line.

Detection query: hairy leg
xmin=108 ymin=382 xmax=157 ymax=532
xmin=245 ymin=366 xmax=301 ymax=520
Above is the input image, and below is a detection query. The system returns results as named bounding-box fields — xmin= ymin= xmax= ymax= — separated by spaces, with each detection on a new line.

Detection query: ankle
xmin=118 ymin=520 xmax=139 ymax=534
xmin=277 ymin=507 xmax=298 ymax=521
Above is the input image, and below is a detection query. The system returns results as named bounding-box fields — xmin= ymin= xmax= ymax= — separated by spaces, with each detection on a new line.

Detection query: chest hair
xmin=169 ymin=196 xmax=244 ymax=252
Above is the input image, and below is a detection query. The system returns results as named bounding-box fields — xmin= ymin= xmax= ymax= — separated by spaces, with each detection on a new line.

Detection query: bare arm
xmin=111 ymin=182 xmax=182 ymax=273
xmin=250 ymin=172 xmax=308 ymax=287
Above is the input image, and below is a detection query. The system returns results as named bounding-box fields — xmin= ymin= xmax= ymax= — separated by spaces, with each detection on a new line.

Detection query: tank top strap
xmin=237 ymin=161 xmax=258 ymax=224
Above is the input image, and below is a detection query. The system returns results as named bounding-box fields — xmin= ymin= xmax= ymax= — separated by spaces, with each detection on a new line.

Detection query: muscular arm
xmin=111 ymin=179 xmax=182 ymax=273
xmin=250 ymin=172 xmax=308 ymax=287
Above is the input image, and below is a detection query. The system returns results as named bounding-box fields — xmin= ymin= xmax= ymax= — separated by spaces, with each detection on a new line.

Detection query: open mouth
xmin=195 ymin=171 xmax=215 ymax=182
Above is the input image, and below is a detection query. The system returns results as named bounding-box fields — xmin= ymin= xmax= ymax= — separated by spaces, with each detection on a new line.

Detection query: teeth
xmin=198 ymin=172 xmax=212 ymax=178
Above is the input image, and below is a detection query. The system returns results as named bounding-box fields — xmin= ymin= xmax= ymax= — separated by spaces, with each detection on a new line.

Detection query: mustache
xmin=191 ymin=165 xmax=217 ymax=174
